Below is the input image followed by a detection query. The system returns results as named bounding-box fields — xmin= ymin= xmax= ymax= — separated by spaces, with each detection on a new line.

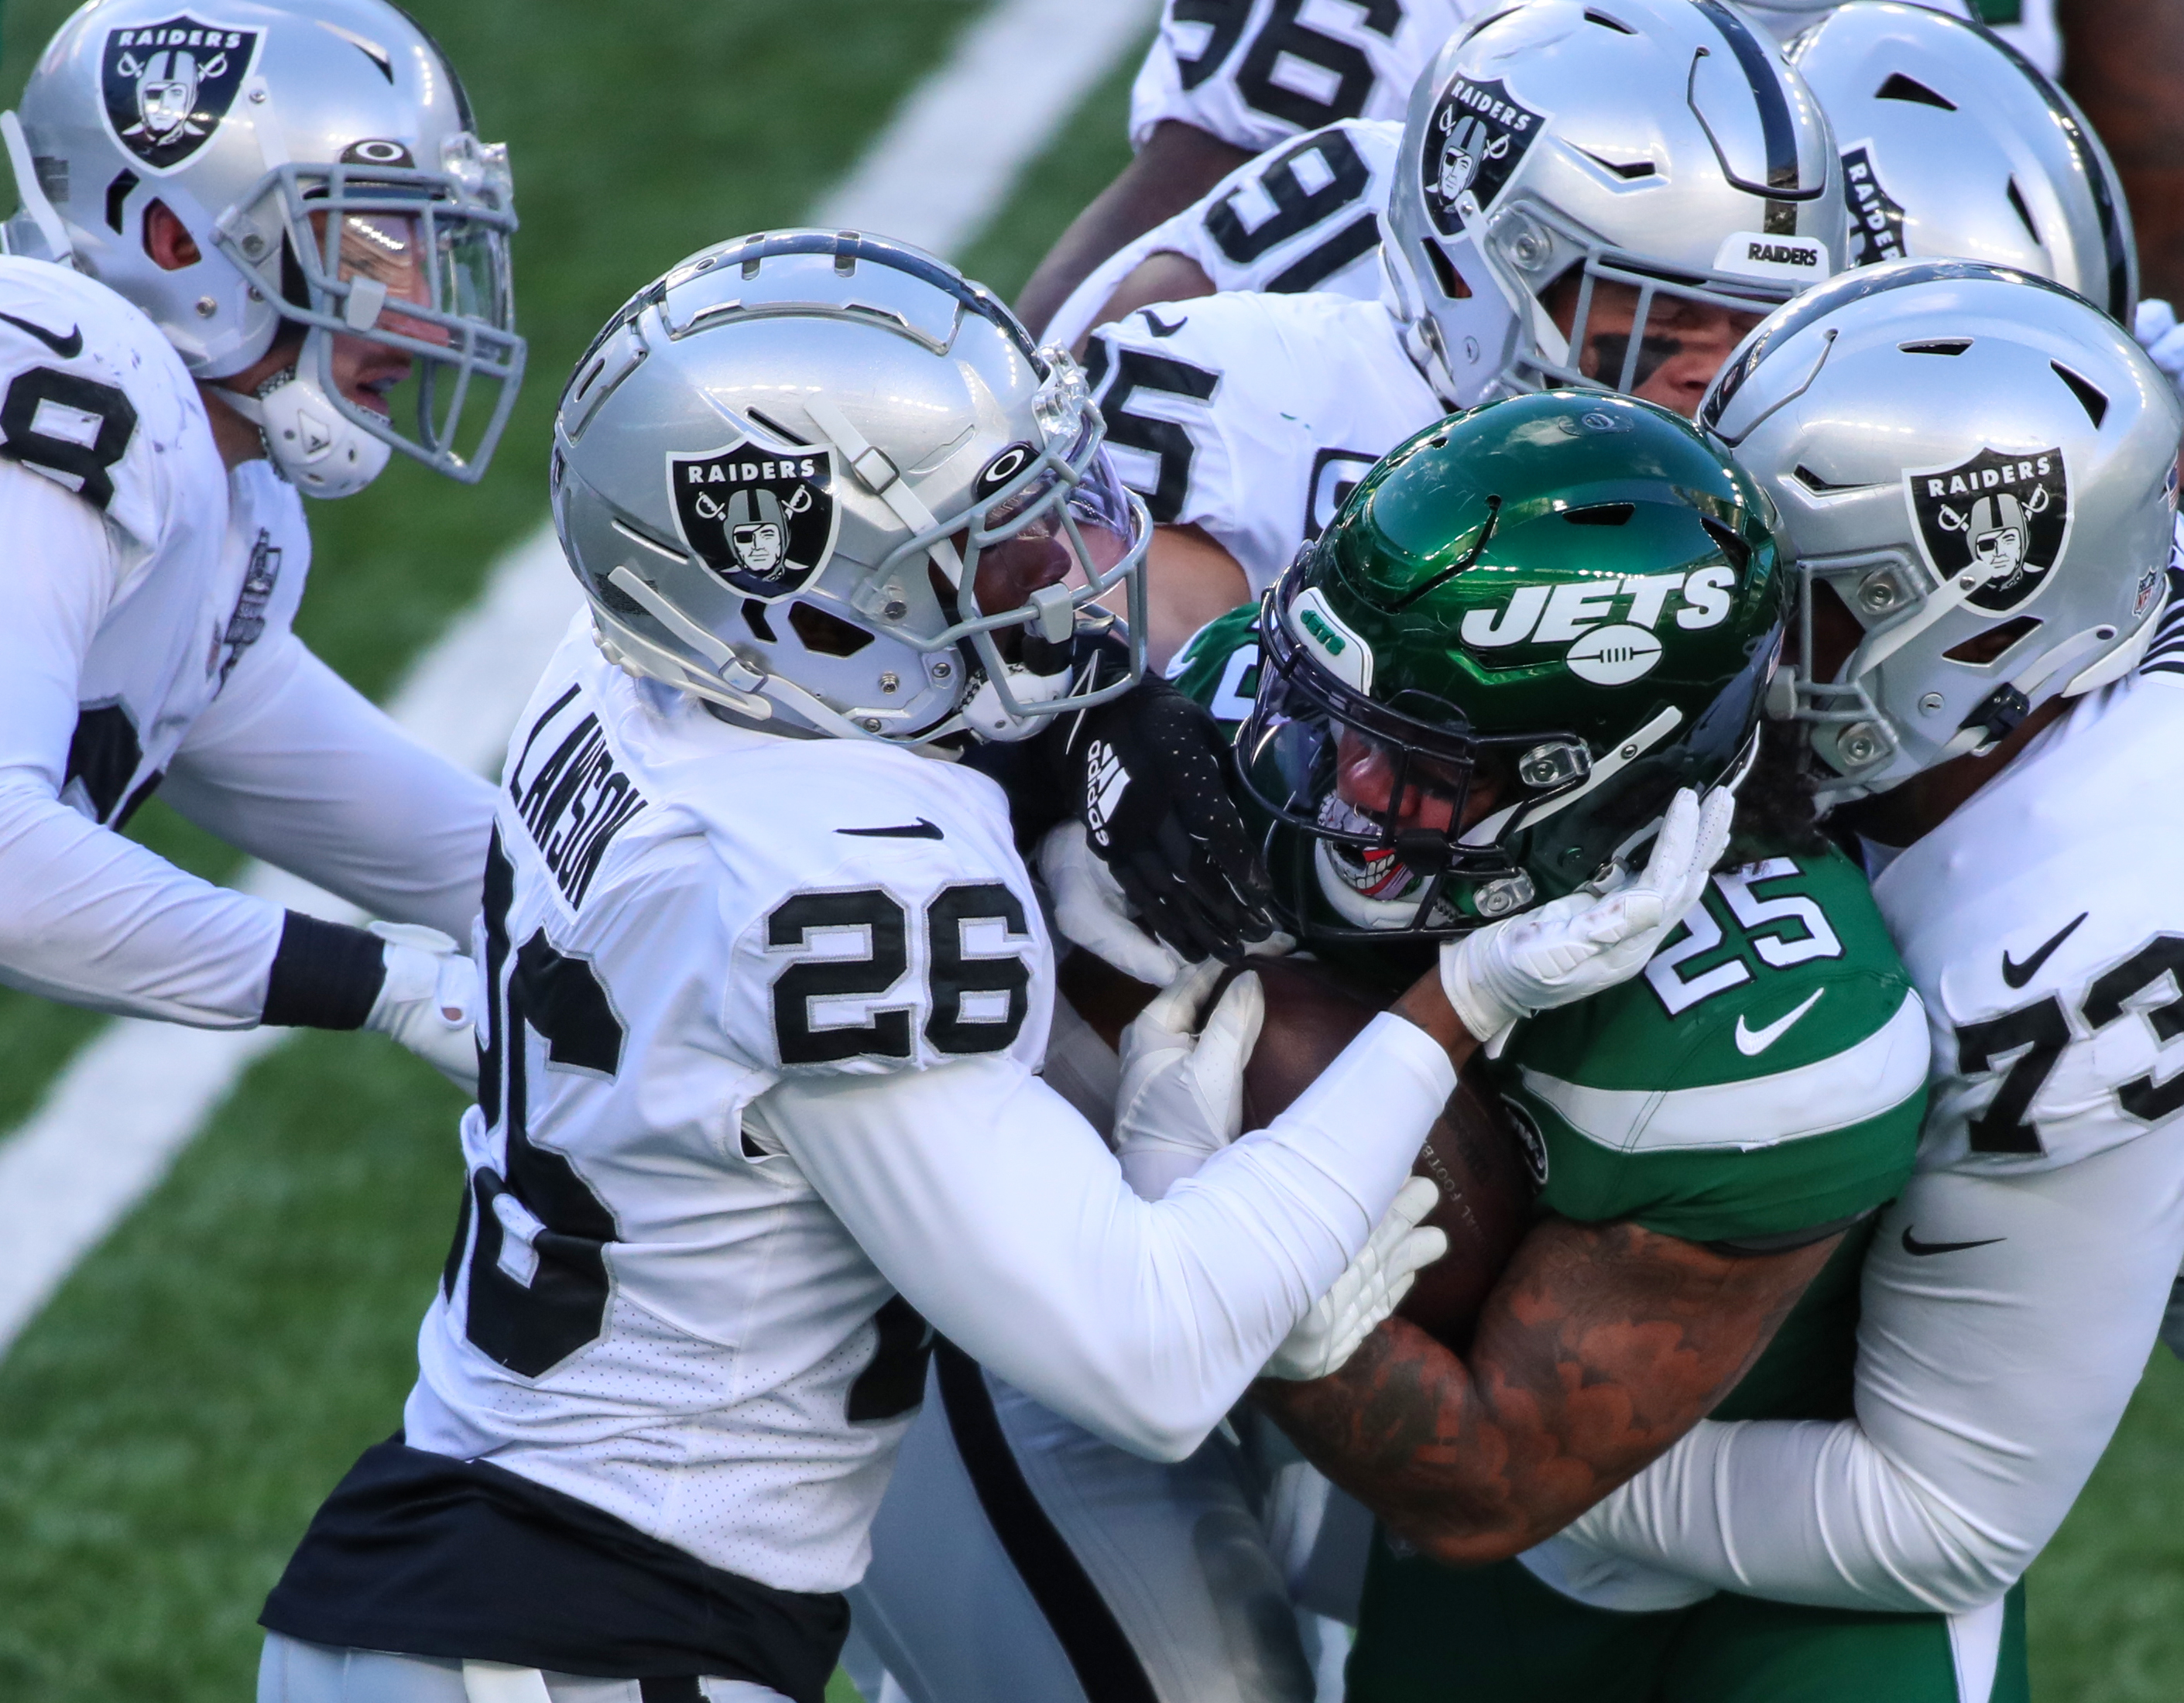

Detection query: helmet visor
xmin=1239 ymin=593 xmax=1590 ymax=934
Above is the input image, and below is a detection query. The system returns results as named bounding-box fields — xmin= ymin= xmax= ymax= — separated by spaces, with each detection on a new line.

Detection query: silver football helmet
xmin=1702 ymin=260 xmax=2182 ymax=801
xmin=1382 ymin=0 xmax=1846 ymax=408
xmin=1791 ymin=1 xmax=2135 ymax=320
xmin=554 ymin=231 xmax=1149 ymax=747
xmin=2 ymin=0 xmax=521 ymax=493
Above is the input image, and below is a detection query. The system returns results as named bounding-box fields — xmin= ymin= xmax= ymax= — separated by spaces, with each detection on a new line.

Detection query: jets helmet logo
xmin=1906 ymin=447 xmax=2070 ymax=613
xmin=101 ymin=18 xmax=260 ymax=173
xmin=669 ymin=440 xmax=839 ymax=598
xmin=1421 ymin=77 xmax=1543 ymax=235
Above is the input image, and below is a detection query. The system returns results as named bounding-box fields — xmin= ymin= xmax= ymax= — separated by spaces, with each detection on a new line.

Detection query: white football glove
xmin=1441 ymin=786 xmax=1734 ymax=1048
xmin=2135 ymin=298 xmax=2184 ymax=391
xmin=1113 ymin=959 xmax=1264 ymax=1201
xmin=1040 ymin=821 xmax=1188 ymax=986
xmin=1263 ymin=1175 xmax=1449 ymax=1382
xmin=365 ymin=922 xmax=482 ymax=1093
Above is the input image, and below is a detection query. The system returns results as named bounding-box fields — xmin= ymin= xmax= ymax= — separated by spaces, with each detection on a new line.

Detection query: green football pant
xmin=1349 ymin=1532 xmax=2028 ymax=1703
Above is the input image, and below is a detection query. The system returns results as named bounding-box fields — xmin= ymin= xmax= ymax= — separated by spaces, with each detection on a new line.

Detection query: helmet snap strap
xmin=804 ymin=395 xmax=965 ymax=587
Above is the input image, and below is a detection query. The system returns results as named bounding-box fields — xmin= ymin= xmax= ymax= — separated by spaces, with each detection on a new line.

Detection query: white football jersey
xmin=0 ymin=257 xmax=307 ymax=830
xmin=1877 ymin=646 xmax=2184 ymax=1179
xmin=403 ymin=617 xmax=1466 ymax=1598
xmin=407 ymin=622 xmax=1052 ymax=1592
xmin=1561 ymin=605 xmax=2184 ymax=1618
xmin=1128 ymin=0 xmax=2056 ymax=159
xmin=1085 ymin=288 xmax=1442 ymax=595
xmin=1045 ymin=118 xmax=1401 ymax=351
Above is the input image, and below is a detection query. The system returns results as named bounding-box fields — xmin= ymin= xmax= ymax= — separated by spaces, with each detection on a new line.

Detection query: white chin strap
xmin=221 ymin=365 xmax=392 ymax=499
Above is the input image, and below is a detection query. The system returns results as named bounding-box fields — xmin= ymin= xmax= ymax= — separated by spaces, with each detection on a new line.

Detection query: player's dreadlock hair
xmin=1726 ymin=720 xmax=1828 ymax=862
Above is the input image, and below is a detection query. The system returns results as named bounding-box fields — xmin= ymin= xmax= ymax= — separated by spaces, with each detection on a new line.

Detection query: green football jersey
xmin=1171 ymin=609 xmax=1928 ymax=1419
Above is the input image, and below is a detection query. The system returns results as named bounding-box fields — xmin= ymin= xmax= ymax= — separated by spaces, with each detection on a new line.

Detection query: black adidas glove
xmin=1068 ymin=671 xmax=1275 ymax=963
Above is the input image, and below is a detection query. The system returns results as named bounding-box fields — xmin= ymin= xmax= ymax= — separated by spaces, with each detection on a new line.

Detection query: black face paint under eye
xmin=1587 ymin=331 xmax=1685 ymax=392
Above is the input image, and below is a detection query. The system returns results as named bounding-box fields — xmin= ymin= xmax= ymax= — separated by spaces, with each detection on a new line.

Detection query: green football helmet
xmin=1240 ymin=390 xmax=1786 ymax=941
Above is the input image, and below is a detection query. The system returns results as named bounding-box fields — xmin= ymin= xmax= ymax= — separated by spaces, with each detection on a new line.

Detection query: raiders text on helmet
xmin=1791 ymin=1 xmax=2135 ymax=320
xmin=1239 ymin=391 xmax=1785 ymax=941
xmin=2 ymin=0 xmax=522 ymax=492
xmin=1381 ymin=0 xmax=1846 ymax=407
xmin=554 ymin=230 xmax=1149 ymax=747
xmin=1702 ymin=259 xmax=2182 ymax=800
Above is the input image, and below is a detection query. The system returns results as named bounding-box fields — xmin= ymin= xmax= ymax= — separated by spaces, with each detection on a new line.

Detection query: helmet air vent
xmin=1419 ymin=239 xmax=1473 ymax=303
xmin=1876 ymin=73 xmax=1956 ymax=111
xmin=742 ymin=600 xmax=778 ymax=644
xmin=1563 ymin=503 xmax=1635 ymax=525
xmin=1583 ymin=9 xmax=1636 ymax=33
xmin=1792 ymin=463 xmax=1869 ymax=494
xmin=2006 ymin=179 xmax=2042 ymax=245
xmin=1899 ymin=339 xmax=1971 ymax=356
xmin=2049 ymin=361 xmax=2110 ymax=427
xmin=1575 ymin=148 xmax=1658 ymax=182
xmin=790 ymin=601 xmax=876 ymax=656
xmin=1699 ymin=515 xmax=1752 ymax=573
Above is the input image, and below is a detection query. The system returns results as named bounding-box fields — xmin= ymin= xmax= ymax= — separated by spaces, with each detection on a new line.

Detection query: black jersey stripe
xmin=934 ymin=1342 xmax=1160 ymax=1703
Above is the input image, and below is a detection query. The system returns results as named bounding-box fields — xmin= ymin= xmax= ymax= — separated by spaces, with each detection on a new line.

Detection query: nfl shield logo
xmin=669 ymin=440 xmax=839 ymax=598
xmin=102 ymin=17 xmax=261 ymax=173
xmin=1906 ymin=446 xmax=2071 ymax=614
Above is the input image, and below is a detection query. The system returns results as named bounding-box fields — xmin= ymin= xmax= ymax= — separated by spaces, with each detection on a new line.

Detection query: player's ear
xmin=142 ymin=200 xmax=201 ymax=272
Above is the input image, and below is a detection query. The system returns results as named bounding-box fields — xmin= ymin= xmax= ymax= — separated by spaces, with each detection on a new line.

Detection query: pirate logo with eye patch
xmin=101 ymin=17 xmax=261 ymax=172
xmin=1421 ymin=77 xmax=1545 ymax=236
xmin=1906 ymin=446 xmax=2071 ymax=613
xmin=669 ymin=439 xmax=839 ymax=598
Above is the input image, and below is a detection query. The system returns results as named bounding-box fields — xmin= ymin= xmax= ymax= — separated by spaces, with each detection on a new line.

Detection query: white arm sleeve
xmin=1568 ymin=1114 xmax=2184 ymax=1613
xmin=160 ymin=633 xmax=496 ymax=940
xmin=0 ymin=462 xmax=283 ymax=1026
xmin=755 ymin=1011 xmax=1455 ymax=1462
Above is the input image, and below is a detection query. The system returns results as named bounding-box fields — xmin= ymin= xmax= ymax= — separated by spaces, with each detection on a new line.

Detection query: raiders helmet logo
xmin=1421 ymin=77 xmax=1544 ymax=235
xmin=1842 ymin=144 xmax=1908 ymax=269
xmin=669 ymin=440 xmax=839 ymax=598
xmin=1906 ymin=447 xmax=2071 ymax=614
xmin=101 ymin=18 xmax=260 ymax=173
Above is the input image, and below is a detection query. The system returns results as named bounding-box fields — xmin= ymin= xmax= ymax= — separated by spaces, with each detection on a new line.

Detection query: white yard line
xmin=0 ymin=0 xmax=1159 ymax=1358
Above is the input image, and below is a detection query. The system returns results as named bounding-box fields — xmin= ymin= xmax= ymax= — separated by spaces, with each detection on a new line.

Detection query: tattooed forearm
xmin=1252 ymin=1216 xmax=1838 ymax=1567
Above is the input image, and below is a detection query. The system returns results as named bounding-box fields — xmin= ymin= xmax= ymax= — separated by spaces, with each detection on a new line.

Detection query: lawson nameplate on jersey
xmin=1421 ymin=77 xmax=1545 ymax=234
xmin=1905 ymin=445 xmax=2070 ymax=613
xmin=101 ymin=17 xmax=262 ymax=173
xmin=506 ymin=689 xmax=648 ymax=909
xmin=669 ymin=439 xmax=840 ymax=599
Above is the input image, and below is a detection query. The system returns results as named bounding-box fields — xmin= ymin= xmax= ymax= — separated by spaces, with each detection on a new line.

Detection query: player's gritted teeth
xmin=1332 ymin=728 xmax=1503 ymax=837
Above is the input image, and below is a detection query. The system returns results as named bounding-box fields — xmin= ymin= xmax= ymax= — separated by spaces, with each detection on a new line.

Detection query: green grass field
xmin=0 ymin=2 xmax=2177 ymax=1698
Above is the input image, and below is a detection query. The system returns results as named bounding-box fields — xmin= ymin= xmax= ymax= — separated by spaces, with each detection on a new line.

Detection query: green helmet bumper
xmin=1239 ymin=390 xmax=1785 ymax=941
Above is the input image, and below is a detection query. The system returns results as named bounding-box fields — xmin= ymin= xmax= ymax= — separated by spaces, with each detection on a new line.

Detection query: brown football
xmin=1232 ymin=958 xmax=1534 ymax=1349
xmin=1056 ymin=947 xmax=1536 ymax=1348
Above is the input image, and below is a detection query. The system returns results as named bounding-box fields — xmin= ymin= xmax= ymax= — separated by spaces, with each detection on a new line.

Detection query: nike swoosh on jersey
xmin=1901 ymin=1226 xmax=2006 ymax=1257
xmin=835 ymin=818 xmax=945 ymax=840
xmin=2001 ymin=911 xmax=2089 ymax=989
xmin=0 ymin=311 xmax=84 ymax=358
xmin=1140 ymin=310 xmax=1187 ymax=338
xmin=1733 ymin=987 xmax=1826 ymax=1056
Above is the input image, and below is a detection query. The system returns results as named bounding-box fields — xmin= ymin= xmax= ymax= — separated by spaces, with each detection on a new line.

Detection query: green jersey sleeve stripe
xmin=1516 ymin=989 xmax=1929 ymax=1155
